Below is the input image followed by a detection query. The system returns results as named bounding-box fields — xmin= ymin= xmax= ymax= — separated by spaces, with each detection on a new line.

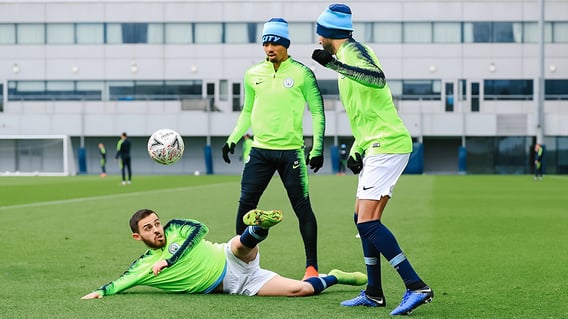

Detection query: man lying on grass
xmin=81 ymin=208 xmax=366 ymax=299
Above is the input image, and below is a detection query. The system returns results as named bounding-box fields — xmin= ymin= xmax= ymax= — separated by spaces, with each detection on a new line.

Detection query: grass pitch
xmin=0 ymin=174 xmax=566 ymax=318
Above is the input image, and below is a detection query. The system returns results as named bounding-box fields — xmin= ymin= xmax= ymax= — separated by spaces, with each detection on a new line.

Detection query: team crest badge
xmin=168 ymin=242 xmax=180 ymax=254
xmin=283 ymin=78 xmax=294 ymax=88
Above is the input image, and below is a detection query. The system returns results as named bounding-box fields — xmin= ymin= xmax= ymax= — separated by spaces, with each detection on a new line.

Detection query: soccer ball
xmin=147 ymin=129 xmax=185 ymax=165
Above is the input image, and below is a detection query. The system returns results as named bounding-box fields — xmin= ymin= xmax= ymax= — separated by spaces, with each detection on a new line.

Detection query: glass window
xmin=352 ymin=22 xmax=372 ymax=43
xmin=17 ymin=23 xmax=45 ymax=44
xmin=232 ymin=82 xmax=241 ymax=111
xmin=522 ymin=22 xmax=552 ymax=43
xmin=484 ymin=79 xmax=533 ymax=100
xmin=121 ymin=23 xmax=148 ymax=44
xmin=255 ymin=22 xmax=265 ymax=43
xmin=465 ymin=137 xmax=495 ymax=174
xmin=108 ymin=81 xmax=135 ymax=100
xmin=164 ymin=80 xmax=202 ymax=98
xmin=194 ymin=23 xmax=222 ymax=44
xmin=317 ymin=80 xmax=339 ymax=96
xmin=165 ymin=23 xmax=193 ymax=44
xmin=545 ymin=79 xmax=568 ymax=100
xmin=0 ymin=24 xmax=16 ymax=44
xmin=76 ymin=24 xmax=104 ymax=44
xmin=403 ymin=22 xmax=431 ymax=43
xmin=433 ymin=22 xmax=461 ymax=43
xmin=219 ymin=79 xmax=228 ymax=101
xmin=493 ymin=22 xmax=521 ymax=43
xmin=374 ymin=22 xmax=402 ymax=43
xmin=106 ymin=24 xmax=122 ymax=44
xmin=289 ymin=22 xmax=314 ymax=44
xmin=76 ymin=81 xmax=103 ymax=100
xmin=495 ymin=136 xmax=531 ymax=174
xmin=388 ymin=80 xmax=403 ymax=98
xmin=47 ymin=24 xmax=74 ymax=44
xmin=8 ymin=81 xmax=46 ymax=101
xmin=464 ymin=22 xmax=491 ymax=43
xmin=147 ymin=23 xmax=164 ymax=44
xmin=401 ymin=80 xmax=441 ymax=100
xmin=553 ymin=22 xmax=568 ymax=43
xmin=0 ymin=83 xmax=3 ymax=112
xmin=225 ymin=23 xmax=251 ymax=44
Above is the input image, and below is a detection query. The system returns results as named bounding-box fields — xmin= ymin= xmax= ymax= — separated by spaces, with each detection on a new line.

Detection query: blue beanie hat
xmin=262 ymin=18 xmax=290 ymax=48
xmin=316 ymin=4 xmax=353 ymax=39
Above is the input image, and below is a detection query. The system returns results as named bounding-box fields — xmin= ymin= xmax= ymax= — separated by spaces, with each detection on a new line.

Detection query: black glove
xmin=347 ymin=153 xmax=363 ymax=174
xmin=312 ymin=49 xmax=334 ymax=66
xmin=222 ymin=142 xmax=235 ymax=164
xmin=306 ymin=155 xmax=324 ymax=173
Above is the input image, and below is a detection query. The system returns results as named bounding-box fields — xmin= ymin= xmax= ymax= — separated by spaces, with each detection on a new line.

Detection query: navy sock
xmin=354 ymin=213 xmax=383 ymax=297
xmin=357 ymin=220 xmax=422 ymax=289
xmin=239 ymin=226 xmax=268 ymax=248
xmin=304 ymin=276 xmax=337 ymax=295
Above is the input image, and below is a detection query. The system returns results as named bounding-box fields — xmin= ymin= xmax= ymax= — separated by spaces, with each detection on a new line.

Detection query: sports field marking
xmin=0 ymin=182 xmax=235 ymax=211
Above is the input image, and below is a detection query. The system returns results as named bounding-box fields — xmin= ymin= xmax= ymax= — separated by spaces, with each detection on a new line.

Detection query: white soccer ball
xmin=147 ymin=129 xmax=185 ymax=165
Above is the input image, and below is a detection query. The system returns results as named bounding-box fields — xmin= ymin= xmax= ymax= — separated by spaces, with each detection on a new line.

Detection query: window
xmin=108 ymin=23 xmax=150 ymax=44
xmin=219 ymin=80 xmax=228 ymax=101
xmin=545 ymin=79 xmax=568 ymax=100
xmin=484 ymin=79 xmax=533 ymax=100
xmin=47 ymin=24 xmax=74 ymax=44
xmin=523 ymin=22 xmax=552 ymax=43
xmin=352 ymin=22 xmax=372 ymax=43
xmin=17 ymin=24 xmax=45 ymax=44
xmin=403 ymin=22 xmax=431 ymax=43
xmin=492 ymin=22 xmax=522 ymax=43
xmin=0 ymin=83 xmax=3 ymax=112
xmin=232 ymin=82 xmax=241 ymax=111
xmin=76 ymin=23 xmax=104 ymax=44
xmin=553 ymin=22 xmax=568 ymax=43
xmin=289 ymin=23 xmax=315 ymax=44
xmin=165 ymin=23 xmax=193 ymax=44
xmin=225 ymin=23 xmax=253 ymax=44
xmin=373 ymin=23 xmax=402 ymax=43
xmin=400 ymin=80 xmax=441 ymax=100
xmin=0 ymin=24 xmax=16 ymax=44
xmin=464 ymin=22 xmax=491 ymax=43
xmin=317 ymin=80 xmax=339 ymax=96
xmin=433 ymin=22 xmax=461 ymax=43
xmin=194 ymin=23 xmax=222 ymax=44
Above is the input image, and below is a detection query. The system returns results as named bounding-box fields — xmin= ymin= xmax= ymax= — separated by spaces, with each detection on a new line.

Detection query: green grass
xmin=1 ymin=174 xmax=567 ymax=318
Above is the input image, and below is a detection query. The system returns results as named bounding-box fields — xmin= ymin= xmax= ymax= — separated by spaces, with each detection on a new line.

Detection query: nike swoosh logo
xmin=255 ymin=81 xmax=264 ymax=85
xmin=293 ymin=164 xmax=300 ymax=169
xmin=362 ymin=186 xmax=374 ymax=190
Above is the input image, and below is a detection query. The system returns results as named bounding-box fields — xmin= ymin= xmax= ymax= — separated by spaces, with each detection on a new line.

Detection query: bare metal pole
xmin=536 ymin=0 xmax=545 ymax=144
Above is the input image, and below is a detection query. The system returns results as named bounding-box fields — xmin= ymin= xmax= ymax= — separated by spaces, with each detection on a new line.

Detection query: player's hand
xmin=81 ymin=292 xmax=102 ymax=300
xmin=222 ymin=142 xmax=236 ymax=163
xmin=306 ymin=155 xmax=324 ymax=173
xmin=347 ymin=153 xmax=363 ymax=174
xmin=152 ymin=260 xmax=169 ymax=276
xmin=312 ymin=49 xmax=334 ymax=66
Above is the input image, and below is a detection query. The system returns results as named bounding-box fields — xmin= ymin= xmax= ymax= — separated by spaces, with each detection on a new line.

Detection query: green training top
xmin=92 ymin=219 xmax=226 ymax=296
xmin=329 ymin=38 xmax=412 ymax=156
xmin=226 ymin=57 xmax=325 ymax=159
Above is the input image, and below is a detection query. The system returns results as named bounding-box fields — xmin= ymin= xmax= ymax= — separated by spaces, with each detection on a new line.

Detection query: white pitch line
xmin=0 ymin=182 xmax=234 ymax=211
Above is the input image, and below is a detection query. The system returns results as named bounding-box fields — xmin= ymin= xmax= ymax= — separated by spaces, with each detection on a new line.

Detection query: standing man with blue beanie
xmin=312 ymin=4 xmax=434 ymax=316
xmin=222 ymin=18 xmax=326 ymax=281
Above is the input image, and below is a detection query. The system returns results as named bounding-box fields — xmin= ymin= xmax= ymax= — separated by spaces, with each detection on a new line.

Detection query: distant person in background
xmin=534 ymin=143 xmax=544 ymax=180
xmin=241 ymin=134 xmax=254 ymax=166
xmin=98 ymin=143 xmax=107 ymax=178
xmin=338 ymin=143 xmax=347 ymax=176
xmin=115 ymin=132 xmax=132 ymax=185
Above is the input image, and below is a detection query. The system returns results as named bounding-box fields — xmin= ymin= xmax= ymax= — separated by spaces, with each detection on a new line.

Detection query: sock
xmin=304 ymin=276 xmax=336 ymax=295
xmin=357 ymin=220 xmax=422 ymax=289
xmin=239 ymin=226 xmax=268 ymax=248
xmin=354 ymin=213 xmax=383 ymax=297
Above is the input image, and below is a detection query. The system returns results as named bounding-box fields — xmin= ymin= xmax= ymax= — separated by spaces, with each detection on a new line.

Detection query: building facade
xmin=0 ymin=0 xmax=567 ymax=175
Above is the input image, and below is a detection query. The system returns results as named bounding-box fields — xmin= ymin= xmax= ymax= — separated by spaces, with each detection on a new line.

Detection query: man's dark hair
xmin=130 ymin=209 xmax=158 ymax=233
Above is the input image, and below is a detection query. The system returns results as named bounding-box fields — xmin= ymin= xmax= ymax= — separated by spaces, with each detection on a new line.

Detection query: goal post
xmin=0 ymin=135 xmax=76 ymax=176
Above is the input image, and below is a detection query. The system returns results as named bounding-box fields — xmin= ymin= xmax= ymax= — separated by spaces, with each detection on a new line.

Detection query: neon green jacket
xmin=92 ymin=219 xmax=225 ymax=296
xmin=227 ymin=57 xmax=325 ymax=159
xmin=328 ymin=39 xmax=412 ymax=157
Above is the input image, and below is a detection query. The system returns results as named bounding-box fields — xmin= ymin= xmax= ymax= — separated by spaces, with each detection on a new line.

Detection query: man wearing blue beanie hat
xmin=312 ymin=3 xmax=434 ymax=316
xmin=223 ymin=17 xmax=326 ymax=281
